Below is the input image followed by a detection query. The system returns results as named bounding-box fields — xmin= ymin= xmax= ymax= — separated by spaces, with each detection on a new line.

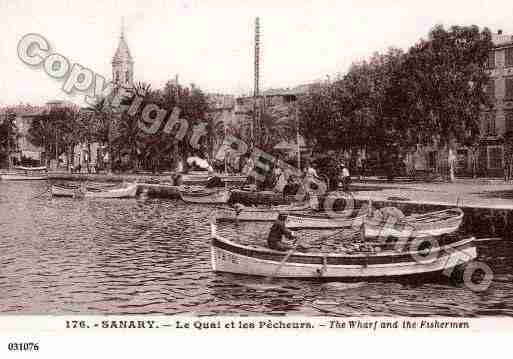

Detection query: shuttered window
xmin=506 ymin=48 xmax=513 ymax=68
xmin=488 ymin=146 xmax=503 ymax=169
xmin=488 ymin=51 xmax=495 ymax=69
xmin=488 ymin=78 xmax=496 ymax=101
xmin=485 ymin=112 xmax=496 ymax=135
xmin=506 ymin=77 xmax=513 ymax=100
xmin=506 ymin=110 xmax=513 ymax=133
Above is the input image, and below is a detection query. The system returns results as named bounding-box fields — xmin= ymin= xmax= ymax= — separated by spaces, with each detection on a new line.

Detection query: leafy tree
xmin=0 ymin=112 xmax=18 ymax=167
xmin=27 ymin=106 xmax=79 ymax=168
xmin=398 ymin=25 xmax=492 ymax=181
xmin=88 ymin=96 xmax=116 ymax=173
xmin=121 ymin=80 xmax=209 ymax=172
xmin=298 ymin=25 xmax=492 ymax=181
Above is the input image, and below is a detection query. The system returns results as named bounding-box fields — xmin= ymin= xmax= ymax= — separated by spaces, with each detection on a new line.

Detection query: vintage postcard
xmin=1 ymin=0 xmax=513 ymax=356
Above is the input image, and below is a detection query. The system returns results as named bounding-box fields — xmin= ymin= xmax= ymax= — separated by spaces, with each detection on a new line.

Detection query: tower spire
xmin=120 ymin=16 xmax=125 ymax=39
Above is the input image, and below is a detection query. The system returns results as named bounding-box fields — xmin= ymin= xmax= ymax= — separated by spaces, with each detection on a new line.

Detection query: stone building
xmin=476 ymin=30 xmax=513 ymax=176
xmin=412 ymin=30 xmax=513 ymax=178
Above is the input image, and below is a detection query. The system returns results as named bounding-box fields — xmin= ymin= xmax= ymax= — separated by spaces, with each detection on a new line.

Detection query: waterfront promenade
xmin=47 ymin=171 xmax=513 ymax=209
xmin=352 ymin=179 xmax=513 ymax=210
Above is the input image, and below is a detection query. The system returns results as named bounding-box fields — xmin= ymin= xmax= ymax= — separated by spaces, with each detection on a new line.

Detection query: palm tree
xmin=259 ymin=102 xmax=298 ymax=152
xmin=0 ymin=111 xmax=18 ymax=168
xmin=88 ymin=96 xmax=114 ymax=173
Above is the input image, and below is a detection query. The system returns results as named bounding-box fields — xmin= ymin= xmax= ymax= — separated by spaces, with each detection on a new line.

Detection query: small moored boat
xmin=0 ymin=166 xmax=47 ymax=181
xmin=210 ymin=223 xmax=477 ymax=279
xmin=364 ymin=208 xmax=464 ymax=238
xmin=51 ymin=183 xmax=138 ymax=199
xmin=179 ymin=171 xmax=248 ymax=187
xmin=215 ymin=202 xmax=311 ymax=222
xmin=179 ymin=187 xmax=231 ymax=204
xmin=285 ymin=212 xmax=365 ymax=229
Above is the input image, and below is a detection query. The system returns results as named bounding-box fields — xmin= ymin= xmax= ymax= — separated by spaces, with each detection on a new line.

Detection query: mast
xmin=6 ymin=112 xmax=12 ymax=169
xmin=253 ymin=17 xmax=260 ymax=147
xmin=296 ymin=107 xmax=300 ymax=169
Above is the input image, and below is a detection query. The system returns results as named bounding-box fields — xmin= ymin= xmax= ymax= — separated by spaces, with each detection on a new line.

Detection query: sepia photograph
xmin=2 ymin=2 xmax=513 ymax=349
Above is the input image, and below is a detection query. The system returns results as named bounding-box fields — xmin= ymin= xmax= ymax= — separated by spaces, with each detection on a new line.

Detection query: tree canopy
xmin=298 ymin=24 xmax=493 ymax=161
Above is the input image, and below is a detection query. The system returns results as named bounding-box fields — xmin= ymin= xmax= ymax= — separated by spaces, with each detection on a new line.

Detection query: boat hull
xmin=285 ymin=213 xmax=364 ymax=229
xmin=211 ymin=235 xmax=477 ymax=279
xmin=215 ymin=203 xmax=311 ymax=222
xmin=364 ymin=208 xmax=464 ymax=238
xmin=51 ymin=184 xmax=138 ymax=198
xmin=180 ymin=189 xmax=231 ymax=204
xmin=181 ymin=173 xmax=247 ymax=186
xmin=51 ymin=185 xmax=77 ymax=197
xmin=84 ymin=184 xmax=138 ymax=198
xmin=0 ymin=174 xmax=47 ymax=180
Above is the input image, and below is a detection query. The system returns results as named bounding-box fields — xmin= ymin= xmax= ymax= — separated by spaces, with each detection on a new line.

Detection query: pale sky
xmin=0 ymin=0 xmax=511 ymax=107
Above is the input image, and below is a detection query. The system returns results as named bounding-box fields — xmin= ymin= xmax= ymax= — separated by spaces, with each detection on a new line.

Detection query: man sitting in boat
xmin=205 ymin=176 xmax=224 ymax=188
xmin=267 ymin=213 xmax=306 ymax=252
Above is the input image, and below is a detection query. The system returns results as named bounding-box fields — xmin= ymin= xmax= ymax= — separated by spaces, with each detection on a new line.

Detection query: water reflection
xmin=0 ymin=181 xmax=512 ymax=316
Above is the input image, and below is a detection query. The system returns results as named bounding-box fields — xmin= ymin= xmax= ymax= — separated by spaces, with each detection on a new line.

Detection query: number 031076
xmin=7 ymin=342 xmax=39 ymax=351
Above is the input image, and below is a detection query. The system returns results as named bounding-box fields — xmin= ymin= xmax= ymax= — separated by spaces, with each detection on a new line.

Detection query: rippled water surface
xmin=1 ymin=181 xmax=513 ymax=316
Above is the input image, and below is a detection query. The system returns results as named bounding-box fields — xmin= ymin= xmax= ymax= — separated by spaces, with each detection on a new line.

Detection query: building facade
xmin=413 ymin=31 xmax=513 ymax=178
xmin=475 ymin=30 xmax=513 ymax=176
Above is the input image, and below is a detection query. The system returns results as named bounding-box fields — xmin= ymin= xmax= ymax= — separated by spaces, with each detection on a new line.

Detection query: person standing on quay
xmin=340 ymin=163 xmax=351 ymax=192
xmin=356 ymin=151 xmax=364 ymax=180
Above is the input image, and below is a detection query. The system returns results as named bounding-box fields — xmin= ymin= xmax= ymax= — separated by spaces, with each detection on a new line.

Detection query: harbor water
xmin=1 ymin=181 xmax=513 ymax=316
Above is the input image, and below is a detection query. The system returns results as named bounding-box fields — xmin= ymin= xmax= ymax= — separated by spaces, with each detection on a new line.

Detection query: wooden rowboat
xmin=285 ymin=212 xmax=365 ymax=229
xmin=0 ymin=173 xmax=47 ymax=180
xmin=364 ymin=208 xmax=464 ymax=238
xmin=180 ymin=172 xmax=248 ymax=186
xmin=215 ymin=202 xmax=311 ymax=222
xmin=51 ymin=183 xmax=138 ymax=198
xmin=0 ymin=166 xmax=47 ymax=181
xmin=210 ymin=224 xmax=477 ymax=279
xmin=179 ymin=187 xmax=231 ymax=204
xmin=51 ymin=183 xmax=80 ymax=197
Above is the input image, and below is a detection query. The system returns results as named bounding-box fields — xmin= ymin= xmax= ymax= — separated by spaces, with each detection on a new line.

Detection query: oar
xmin=475 ymin=237 xmax=505 ymax=243
xmin=264 ymin=238 xmax=301 ymax=283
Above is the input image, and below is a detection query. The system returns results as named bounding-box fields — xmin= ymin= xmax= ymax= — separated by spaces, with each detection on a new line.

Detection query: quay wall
xmin=47 ymin=172 xmax=174 ymax=184
xmin=353 ymin=199 xmax=513 ymax=239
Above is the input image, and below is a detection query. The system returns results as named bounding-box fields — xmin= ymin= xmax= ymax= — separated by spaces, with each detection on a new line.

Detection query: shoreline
xmin=29 ymin=172 xmax=513 ymax=238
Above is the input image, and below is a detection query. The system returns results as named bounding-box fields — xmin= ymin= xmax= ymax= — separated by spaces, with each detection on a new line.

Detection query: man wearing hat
xmin=267 ymin=213 xmax=304 ymax=252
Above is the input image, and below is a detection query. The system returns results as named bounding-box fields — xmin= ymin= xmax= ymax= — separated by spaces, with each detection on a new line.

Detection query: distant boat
xmin=0 ymin=166 xmax=47 ymax=181
xmin=51 ymin=183 xmax=138 ymax=199
xmin=215 ymin=202 xmax=312 ymax=222
xmin=179 ymin=187 xmax=231 ymax=204
xmin=210 ymin=223 xmax=477 ymax=279
xmin=364 ymin=208 xmax=464 ymax=238
xmin=179 ymin=171 xmax=247 ymax=186
xmin=285 ymin=212 xmax=365 ymax=229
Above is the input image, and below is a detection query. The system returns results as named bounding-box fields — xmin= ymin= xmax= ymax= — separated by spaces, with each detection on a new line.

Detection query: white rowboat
xmin=179 ymin=188 xmax=231 ymax=204
xmin=285 ymin=212 xmax=365 ymax=229
xmin=215 ymin=202 xmax=311 ymax=222
xmin=364 ymin=208 xmax=464 ymax=238
xmin=0 ymin=173 xmax=47 ymax=180
xmin=210 ymin=223 xmax=477 ymax=279
xmin=51 ymin=183 xmax=138 ymax=198
xmin=1 ymin=166 xmax=47 ymax=180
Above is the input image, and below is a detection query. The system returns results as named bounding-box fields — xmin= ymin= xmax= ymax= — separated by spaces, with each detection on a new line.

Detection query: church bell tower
xmin=112 ymin=18 xmax=133 ymax=89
